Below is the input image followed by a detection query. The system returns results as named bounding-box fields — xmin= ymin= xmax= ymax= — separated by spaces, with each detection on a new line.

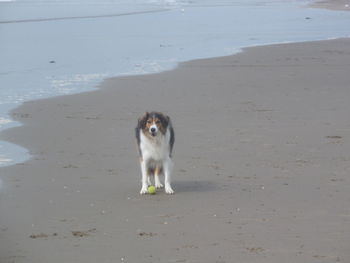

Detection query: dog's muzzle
xmin=150 ymin=126 xmax=157 ymax=136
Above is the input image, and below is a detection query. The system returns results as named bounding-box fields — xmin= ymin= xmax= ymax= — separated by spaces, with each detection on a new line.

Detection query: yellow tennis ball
xmin=148 ymin=185 xmax=156 ymax=195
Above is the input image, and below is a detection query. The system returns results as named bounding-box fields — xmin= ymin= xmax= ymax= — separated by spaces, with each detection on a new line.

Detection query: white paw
xmin=140 ymin=186 xmax=148 ymax=195
xmin=165 ymin=185 xmax=174 ymax=194
xmin=155 ymin=182 xmax=164 ymax=189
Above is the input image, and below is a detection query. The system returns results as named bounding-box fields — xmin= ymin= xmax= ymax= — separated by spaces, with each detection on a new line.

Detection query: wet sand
xmin=310 ymin=0 xmax=350 ymax=11
xmin=1 ymin=38 xmax=350 ymax=263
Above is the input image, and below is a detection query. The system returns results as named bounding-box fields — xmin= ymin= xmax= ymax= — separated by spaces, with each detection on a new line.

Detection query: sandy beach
xmin=1 ymin=34 xmax=350 ymax=263
xmin=310 ymin=0 xmax=350 ymax=11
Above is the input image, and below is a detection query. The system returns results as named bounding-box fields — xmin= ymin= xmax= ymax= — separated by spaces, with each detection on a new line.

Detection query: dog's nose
xmin=151 ymin=127 xmax=156 ymax=133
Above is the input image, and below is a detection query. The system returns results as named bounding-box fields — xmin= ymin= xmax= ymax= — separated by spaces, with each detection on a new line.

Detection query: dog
xmin=135 ymin=112 xmax=175 ymax=194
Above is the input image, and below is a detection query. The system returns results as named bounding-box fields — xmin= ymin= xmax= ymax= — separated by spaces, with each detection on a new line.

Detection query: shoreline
xmin=1 ymin=35 xmax=348 ymax=163
xmin=2 ymin=0 xmax=350 ymax=168
xmin=1 ymin=38 xmax=350 ymax=262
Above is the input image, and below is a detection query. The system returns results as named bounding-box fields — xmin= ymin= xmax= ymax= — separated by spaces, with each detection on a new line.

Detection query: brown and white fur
xmin=135 ymin=112 xmax=175 ymax=194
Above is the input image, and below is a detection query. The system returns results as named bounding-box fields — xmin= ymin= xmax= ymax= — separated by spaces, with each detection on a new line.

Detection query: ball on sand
xmin=148 ymin=185 xmax=156 ymax=195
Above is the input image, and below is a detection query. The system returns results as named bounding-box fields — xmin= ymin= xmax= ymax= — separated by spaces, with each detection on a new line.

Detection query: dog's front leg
xmin=164 ymin=158 xmax=174 ymax=194
xmin=140 ymin=160 xmax=149 ymax=194
xmin=154 ymin=166 xmax=164 ymax=189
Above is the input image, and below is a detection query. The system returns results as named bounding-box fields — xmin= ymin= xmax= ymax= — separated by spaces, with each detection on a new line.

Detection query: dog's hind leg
xmin=164 ymin=158 xmax=174 ymax=194
xmin=154 ymin=165 xmax=164 ymax=189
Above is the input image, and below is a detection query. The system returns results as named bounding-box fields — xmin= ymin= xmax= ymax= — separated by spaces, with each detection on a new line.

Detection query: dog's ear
xmin=165 ymin=115 xmax=171 ymax=124
xmin=164 ymin=114 xmax=171 ymax=126
xmin=165 ymin=115 xmax=175 ymax=156
xmin=158 ymin=113 xmax=170 ymax=129
xmin=138 ymin=112 xmax=149 ymax=127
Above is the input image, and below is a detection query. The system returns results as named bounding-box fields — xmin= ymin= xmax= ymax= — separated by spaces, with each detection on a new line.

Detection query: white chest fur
xmin=140 ymin=128 xmax=170 ymax=162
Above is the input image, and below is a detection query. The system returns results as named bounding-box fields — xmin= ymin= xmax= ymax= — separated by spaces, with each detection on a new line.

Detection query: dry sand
xmin=1 ymin=38 xmax=350 ymax=263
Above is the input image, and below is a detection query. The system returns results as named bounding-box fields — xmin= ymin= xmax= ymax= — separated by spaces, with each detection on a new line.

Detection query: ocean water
xmin=0 ymin=0 xmax=350 ymax=167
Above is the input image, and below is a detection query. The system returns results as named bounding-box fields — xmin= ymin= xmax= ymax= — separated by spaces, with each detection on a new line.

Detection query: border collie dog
xmin=135 ymin=112 xmax=175 ymax=194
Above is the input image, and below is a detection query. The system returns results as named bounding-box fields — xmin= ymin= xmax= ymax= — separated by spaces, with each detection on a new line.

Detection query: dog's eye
xmin=147 ymin=120 xmax=152 ymax=124
xmin=155 ymin=120 xmax=161 ymax=124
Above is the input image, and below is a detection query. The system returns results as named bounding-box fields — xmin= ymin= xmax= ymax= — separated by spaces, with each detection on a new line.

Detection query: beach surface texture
xmin=310 ymin=0 xmax=350 ymax=11
xmin=1 ymin=37 xmax=349 ymax=263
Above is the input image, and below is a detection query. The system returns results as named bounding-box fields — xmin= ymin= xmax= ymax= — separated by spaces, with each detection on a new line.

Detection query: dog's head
xmin=138 ymin=112 xmax=170 ymax=137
